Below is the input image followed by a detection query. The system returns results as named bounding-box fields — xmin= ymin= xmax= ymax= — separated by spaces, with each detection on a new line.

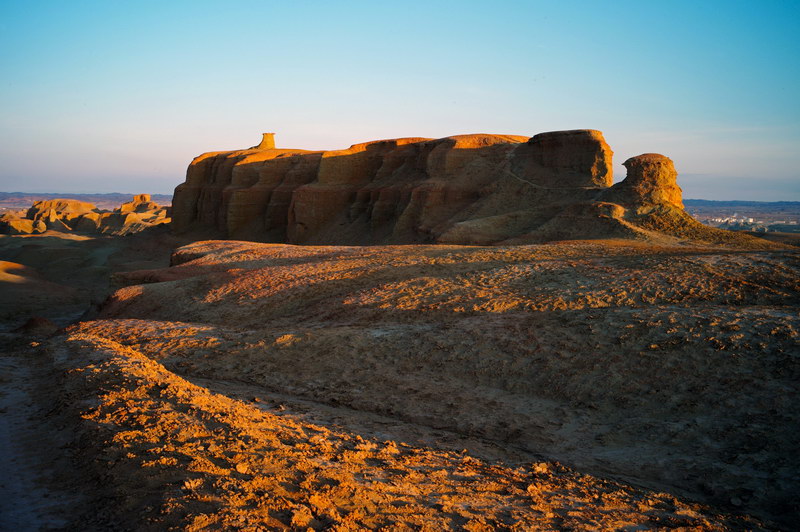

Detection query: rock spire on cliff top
xmin=254 ymin=133 xmax=276 ymax=150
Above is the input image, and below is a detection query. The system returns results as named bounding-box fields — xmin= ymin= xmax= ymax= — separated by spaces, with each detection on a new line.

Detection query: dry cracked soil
xmin=0 ymin=229 xmax=798 ymax=530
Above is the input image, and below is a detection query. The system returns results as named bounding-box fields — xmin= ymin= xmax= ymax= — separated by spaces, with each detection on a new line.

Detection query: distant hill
xmin=684 ymin=199 xmax=800 ymax=219
xmin=0 ymin=192 xmax=172 ymax=212
xmin=684 ymin=199 xmax=800 ymax=232
xmin=684 ymin=199 xmax=800 ymax=208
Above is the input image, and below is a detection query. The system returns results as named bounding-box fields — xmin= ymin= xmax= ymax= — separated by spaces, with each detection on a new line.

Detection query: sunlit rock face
xmin=0 ymin=215 xmax=46 ymax=235
xmin=119 ymin=194 xmax=161 ymax=213
xmin=613 ymin=154 xmax=683 ymax=209
xmin=0 ymin=195 xmax=170 ymax=236
xmin=27 ymin=199 xmax=97 ymax=223
xmin=170 ymin=130 xmax=758 ymax=246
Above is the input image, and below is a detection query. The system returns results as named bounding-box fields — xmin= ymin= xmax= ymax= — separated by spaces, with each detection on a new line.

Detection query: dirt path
xmin=0 ymin=229 xmax=184 ymax=529
xmin=0 ymin=338 xmax=82 ymax=530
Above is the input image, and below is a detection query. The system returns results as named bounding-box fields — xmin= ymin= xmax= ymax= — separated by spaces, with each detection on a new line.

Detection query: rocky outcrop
xmin=0 ymin=195 xmax=171 ymax=236
xmin=119 ymin=194 xmax=162 ymax=214
xmin=0 ymin=214 xmax=46 ymax=235
xmin=27 ymin=199 xmax=97 ymax=222
xmin=519 ymin=129 xmax=613 ymax=188
xmin=608 ymin=154 xmax=683 ymax=209
xmin=171 ymin=131 xmax=766 ymax=246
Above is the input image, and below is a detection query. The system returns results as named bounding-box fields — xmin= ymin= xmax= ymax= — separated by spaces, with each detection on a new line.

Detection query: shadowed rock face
xmin=525 ymin=129 xmax=613 ymax=187
xmin=170 ymin=131 xmax=767 ymax=247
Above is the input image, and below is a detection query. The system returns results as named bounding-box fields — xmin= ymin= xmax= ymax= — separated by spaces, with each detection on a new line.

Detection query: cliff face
xmin=171 ymin=130 xmax=761 ymax=246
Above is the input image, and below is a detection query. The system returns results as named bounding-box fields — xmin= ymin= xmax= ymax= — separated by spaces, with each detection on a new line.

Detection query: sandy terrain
xmin=0 ymin=227 xmax=181 ymax=330
xmin=1 ymin=232 xmax=797 ymax=529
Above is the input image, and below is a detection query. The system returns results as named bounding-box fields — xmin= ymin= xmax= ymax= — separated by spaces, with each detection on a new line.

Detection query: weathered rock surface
xmin=609 ymin=153 xmax=683 ymax=208
xmin=27 ymin=199 xmax=97 ymax=222
xmin=0 ymin=195 xmax=170 ymax=236
xmin=172 ymin=130 xmax=766 ymax=247
xmin=0 ymin=214 xmax=46 ymax=235
xmin=118 ymin=194 xmax=162 ymax=214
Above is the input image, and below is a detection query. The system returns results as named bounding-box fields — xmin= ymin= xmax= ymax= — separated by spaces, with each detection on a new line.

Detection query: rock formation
xmin=0 ymin=194 xmax=171 ymax=236
xmin=27 ymin=198 xmax=97 ymax=222
xmin=0 ymin=214 xmax=46 ymax=235
xmin=119 ymin=194 xmax=162 ymax=213
xmin=610 ymin=154 xmax=683 ymax=208
xmin=166 ymin=130 xmax=765 ymax=246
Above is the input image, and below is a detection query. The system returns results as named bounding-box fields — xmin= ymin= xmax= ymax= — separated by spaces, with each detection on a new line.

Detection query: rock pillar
xmin=257 ymin=133 xmax=276 ymax=150
xmin=620 ymin=153 xmax=683 ymax=208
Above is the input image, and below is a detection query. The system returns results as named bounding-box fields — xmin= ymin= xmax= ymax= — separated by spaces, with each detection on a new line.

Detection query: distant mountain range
xmin=684 ymin=199 xmax=800 ymax=207
xmin=684 ymin=199 xmax=800 ymax=231
xmin=0 ymin=192 xmax=172 ymax=212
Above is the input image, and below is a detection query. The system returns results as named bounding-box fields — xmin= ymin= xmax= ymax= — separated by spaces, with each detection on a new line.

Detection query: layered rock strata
xmin=171 ymin=131 xmax=758 ymax=246
xmin=0 ymin=194 xmax=171 ymax=236
xmin=610 ymin=154 xmax=683 ymax=208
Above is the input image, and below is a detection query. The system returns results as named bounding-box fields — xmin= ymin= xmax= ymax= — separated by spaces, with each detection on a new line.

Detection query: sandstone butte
xmin=171 ymin=130 xmax=764 ymax=247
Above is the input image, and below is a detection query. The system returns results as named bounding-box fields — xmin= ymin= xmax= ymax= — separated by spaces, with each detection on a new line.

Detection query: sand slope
xmin=28 ymin=329 xmax=758 ymax=530
xmin=60 ymin=239 xmax=799 ymax=527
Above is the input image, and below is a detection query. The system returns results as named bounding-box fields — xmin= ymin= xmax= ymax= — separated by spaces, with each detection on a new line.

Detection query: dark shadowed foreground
xmin=3 ymin=236 xmax=793 ymax=529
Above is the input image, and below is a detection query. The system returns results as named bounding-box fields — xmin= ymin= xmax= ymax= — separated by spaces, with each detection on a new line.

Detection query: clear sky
xmin=1 ymin=0 xmax=798 ymax=200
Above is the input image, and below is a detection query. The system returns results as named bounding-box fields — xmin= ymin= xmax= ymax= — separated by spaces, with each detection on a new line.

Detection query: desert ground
xmin=1 ymin=226 xmax=798 ymax=530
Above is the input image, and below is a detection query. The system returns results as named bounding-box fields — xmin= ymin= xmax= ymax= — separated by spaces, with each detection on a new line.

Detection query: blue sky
xmin=0 ymin=1 xmax=798 ymax=199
